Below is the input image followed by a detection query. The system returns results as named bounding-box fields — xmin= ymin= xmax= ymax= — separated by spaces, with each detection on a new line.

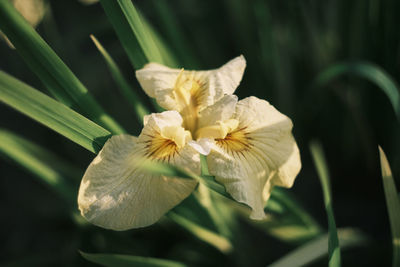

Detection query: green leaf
xmin=314 ymin=62 xmax=400 ymax=121
xmin=0 ymin=0 xmax=124 ymax=134
xmin=137 ymin=9 xmax=179 ymax=68
xmin=378 ymin=146 xmax=400 ymax=267
xmin=252 ymin=188 xmax=323 ymax=244
xmin=90 ymin=35 xmax=149 ymax=123
xmin=99 ymin=0 xmax=164 ymax=69
xmin=151 ymin=0 xmax=199 ymax=68
xmin=167 ymin=212 xmax=233 ymax=253
xmin=309 ymin=141 xmax=341 ymax=267
xmin=269 ymin=228 xmax=368 ymax=267
xmin=0 ymin=71 xmax=111 ymax=154
xmin=0 ymin=129 xmax=77 ymax=206
xmin=80 ymin=251 xmax=187 ymax=267
xmin=140 ymin=159 xmax=229 ymax=199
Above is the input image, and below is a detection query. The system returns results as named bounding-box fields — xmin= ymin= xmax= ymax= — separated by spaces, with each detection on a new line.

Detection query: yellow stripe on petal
xmin=216 ymin=126 xmax=252 ymax=153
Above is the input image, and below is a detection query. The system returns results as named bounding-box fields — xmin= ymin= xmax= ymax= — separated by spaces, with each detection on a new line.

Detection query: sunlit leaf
xmin=378 ymin=146 xmax=400 ymax=267
xmin=0 ymin=0 xmax=124 ymax=134
xmin=309 ymin=141 xmax=341 ymax=267
xmin=99 ymin=0 xmax=164 ymax=68
xmin=269 ymin=228 xmax=368 ymax=267
xmin=167 ymin=211 xmax=233 ymax=253
xmin=0 ymin=71 xmax=111 ymax=154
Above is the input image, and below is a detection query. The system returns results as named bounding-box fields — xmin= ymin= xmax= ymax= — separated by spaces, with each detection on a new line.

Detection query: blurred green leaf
xmin=269 ymin=228 xmax=368 ymax=267
xmin=80 ymin=251 xmax=187 ymax=267
xmin=310 ymin=141 xmax=341 ymax=267
xmin=138 ymin=10 xmax=179 ymax=68
xmin=0 ymin=129 xmax=77 ymax=206
xmin=167 ymin=211 xmax=233 ymax=253
xmin=378 ymin=146 xmax=400 ymax=267
xmin=0 ymin=71 xmax=111 ymax=154
xmin=90 ymin=35 xmax=149 ymax=123
xmin=314 ymin=62 xmax=400 ymax=121
xmin=252 ymin=188 xmax=323 ymax=244
xmin=100 ymin=0 xmax=165 ymax=69
xmin=149 ymin=0 xmax=197 ymax=67
xmin=0 ymin=0 xmax=124 ymax=134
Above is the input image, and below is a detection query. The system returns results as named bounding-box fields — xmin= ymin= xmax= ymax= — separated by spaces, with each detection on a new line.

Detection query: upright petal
xmin=135 ymin=56 xmax=246 ymax=134
xmin=206 ymin=96 xmax=301 ymax=219
xmin=78 ymin=112 xmax=199 ymax=230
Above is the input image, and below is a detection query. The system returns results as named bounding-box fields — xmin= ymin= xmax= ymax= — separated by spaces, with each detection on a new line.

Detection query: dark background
xmin=1 ymin=0 xmax=399 ymax=266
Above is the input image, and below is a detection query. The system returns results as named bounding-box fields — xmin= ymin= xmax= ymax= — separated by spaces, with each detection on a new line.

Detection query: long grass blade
xmin=378 ymin=146 xmax=400 ymax=267
xmin=80 ymin=251 xmax=187 ymax=267
xmin=137 ymin=10 xmax=179 ymax=68
xmin=151 ymin=0 xmax=199 ymax=67
xmin=0 ymin=71 xmax=111 ymax=154
xmin=314 ymin=62 xmax=400 ymax=121
xmin=0 ymin=129 xmax=77 ymax=206
xmin=0 ymin=0 xmax=124 ymax=134
xmin=99 ymin=0 xmax=164 ymax=68
xmin=167 ymin=211 xmax=232 ymax=253
xmin=253 ymin=188 xmax=323 ymax=244
xmin=269 ymin=228 xmax=368 ymax=267
xmin=90 ymin=35 xmax=149 ymax=123
xmin=309 ymin=141 xmax=341 ymax=267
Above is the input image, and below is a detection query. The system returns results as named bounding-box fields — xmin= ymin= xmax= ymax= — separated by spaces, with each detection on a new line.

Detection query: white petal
xmin=135 ymin=56 xmax=246 ymax=112
xmin=234 ymin=96 xmax=293 ymax=132
xmin=188 ymin=138 xmax=214 ymax=155
xmin=78 ymin=133 xmax=199 ymax=230
xmin=143 ymin=110 xmax=183 ymax=130
xmin=207 ymin=96 xmax=301 ymax=219
xmin=198 ymin=95 xmax=238 ymax=129
xmin=209 ymin=55 xmax=246 ymax=96
xmin=269 ymin=135 xmax=301 ymax=189
xmin=135 ymin=63 xmax=179 ymax=98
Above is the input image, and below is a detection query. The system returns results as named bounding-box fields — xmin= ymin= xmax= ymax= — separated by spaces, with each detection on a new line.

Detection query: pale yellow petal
xmin=136 ymin=63 xmax=180 ymax=98
xmin=78 ymin=134 xmax=198 ymax=230
xmin=135 ymin=56 xmax=246 ymax=112
xmin=207 ymin=96 xmax=301 ymax=219
xmin=188 ymin=138 xmax=214 ymax=155
xmin=208 ymin=55 xmax=246 ymax=96
xmin=142 ymin=110 xmax=183 ymax=133
xmin=198 ymin=95 xmax=238 ymax=129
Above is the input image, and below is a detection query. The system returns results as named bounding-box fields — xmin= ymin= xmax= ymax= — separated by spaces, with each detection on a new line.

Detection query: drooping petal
xmin=206 ymin=96 xmax=301 ymax=219
xmin=78 ymin=112 xmax=199 ymax=230
xmin=135 ymin=56 xmax=246 ymax=114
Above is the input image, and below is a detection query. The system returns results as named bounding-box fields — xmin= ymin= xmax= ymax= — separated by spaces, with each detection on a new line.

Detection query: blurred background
xmin=1 ymin=0 xmax=399 ymax=266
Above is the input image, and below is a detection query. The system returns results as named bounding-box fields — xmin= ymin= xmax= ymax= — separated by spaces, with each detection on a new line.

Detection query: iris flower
xmin=78 ymin=56 xmax=301 ymax=230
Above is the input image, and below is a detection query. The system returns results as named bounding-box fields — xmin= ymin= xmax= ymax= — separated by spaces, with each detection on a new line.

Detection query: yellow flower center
xmin=196 ymin=119 xmax=239 ymax=140
xmin=145 ymin=125 xmax=191 ymax=161
xmin=216 ymin=127 xmax=252 ymax=153
xmin=173 ymin=70 xmax=206 ymax=135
